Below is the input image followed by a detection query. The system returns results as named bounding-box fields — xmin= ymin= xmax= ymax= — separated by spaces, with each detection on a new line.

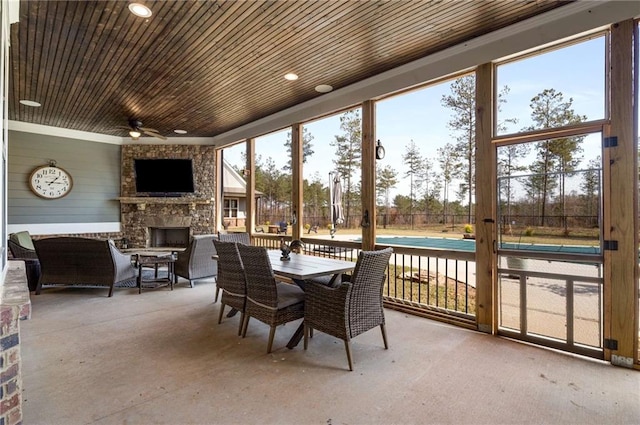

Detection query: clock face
xmin=29 ymin=166 xmax=73 ymax=199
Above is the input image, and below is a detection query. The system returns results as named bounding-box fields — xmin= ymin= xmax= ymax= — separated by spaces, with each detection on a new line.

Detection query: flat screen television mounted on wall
xmin=134 ymin=159 xmax=195 ymax=196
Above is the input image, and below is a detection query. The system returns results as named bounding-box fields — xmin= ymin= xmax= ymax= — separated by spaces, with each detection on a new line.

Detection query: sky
xmin=222 ymin=33 xmax=616 ymax=203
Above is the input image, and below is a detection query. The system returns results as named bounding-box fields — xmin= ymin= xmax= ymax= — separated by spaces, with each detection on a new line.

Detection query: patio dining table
xmin=267 ymin=250 xmax=356 ymax=348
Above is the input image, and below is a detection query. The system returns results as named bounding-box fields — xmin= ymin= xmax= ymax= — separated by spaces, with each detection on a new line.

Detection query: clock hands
xmin=46 ymin=176 xmax=67 ymax=186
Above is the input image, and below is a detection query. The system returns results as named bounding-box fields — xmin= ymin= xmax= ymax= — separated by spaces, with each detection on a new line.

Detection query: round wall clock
xmin=29 ymin=164 xmax=73 ymax=199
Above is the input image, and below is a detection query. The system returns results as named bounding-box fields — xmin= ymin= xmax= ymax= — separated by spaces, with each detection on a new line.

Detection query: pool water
xmin=369 ymin=236 xmax=600 ymax=255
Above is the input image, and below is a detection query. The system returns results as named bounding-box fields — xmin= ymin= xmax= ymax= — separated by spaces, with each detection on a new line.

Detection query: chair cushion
xmin=306 ymin=273 xmax=351 ymax=288
xmin=275 ymin=282 xmax=305 ymax=309
xmin=10 ymin=231 xmax=35 ymax=250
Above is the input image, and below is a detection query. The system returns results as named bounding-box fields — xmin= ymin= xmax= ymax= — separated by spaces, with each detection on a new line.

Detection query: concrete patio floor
xmin=20 ymin=278 xmax=639 ymax=425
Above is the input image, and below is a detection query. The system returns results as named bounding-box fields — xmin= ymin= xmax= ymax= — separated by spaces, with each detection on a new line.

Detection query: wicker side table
xmin=135 ymin=252 xmax=177 ymax=294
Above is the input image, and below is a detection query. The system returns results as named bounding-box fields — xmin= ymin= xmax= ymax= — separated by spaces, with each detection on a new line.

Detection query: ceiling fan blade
xmin=143 ymin=129 xmax=167 ymax=140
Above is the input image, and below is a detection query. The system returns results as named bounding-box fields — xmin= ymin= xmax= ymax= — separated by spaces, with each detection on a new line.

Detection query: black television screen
xmin=134 ymin=159 xmax=195 ymax=195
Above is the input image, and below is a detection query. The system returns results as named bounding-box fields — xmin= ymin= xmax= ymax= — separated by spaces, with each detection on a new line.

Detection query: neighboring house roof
xmin=223 ymin=160 xmax=263 ymax=198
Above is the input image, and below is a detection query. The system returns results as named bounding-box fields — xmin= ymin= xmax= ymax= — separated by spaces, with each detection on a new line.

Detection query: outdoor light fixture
xmin=360 ymin=210 xmax=370 ymax=228
xmin=129 ymin=130 xmax=141 ymax=139
xmin=375 ymin=139 xmax=385 ymax=160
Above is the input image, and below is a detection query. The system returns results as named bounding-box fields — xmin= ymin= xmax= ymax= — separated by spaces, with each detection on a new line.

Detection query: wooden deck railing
xmin=252 ymin=234 xmax=477 ymax=329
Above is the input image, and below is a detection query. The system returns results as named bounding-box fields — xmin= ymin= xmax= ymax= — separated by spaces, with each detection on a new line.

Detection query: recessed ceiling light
xmin=315 ymin=84 xmax=333 ymax=93
xmin=174 ymin=129 xmax=187 ymax=134
xmin=128 ymin=3 xmax=152 ymax=18
xmin=284 ymin=73 xmax=299 ymax=81
xmin=19 ymin=99 xmax=41 ymax=107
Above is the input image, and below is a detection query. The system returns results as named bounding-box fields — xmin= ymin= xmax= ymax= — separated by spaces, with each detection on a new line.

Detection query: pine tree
xmin=498 ymin=144 xmax=529 ymax=221
xmin=283 ymin=127 xmax=315 ymax=171
xmin=496 ymin=85 xmax=523 ymax=225
xmin=580 ymin=156 xmax=601 ymax=225
xmin=416 ymin=156 xmax=439 ymax=221
xmin=402 ymin=139 xmax=424 ymax=228
xmin=437 ymin=143 xmax=458 ymax=225
xmin=528 ymin=89 xmax=586 ymax=226
xmin=441 ymin=75 xmax=475 ymax=223
xmin=303 ymin=172 xmax=328 ymax=226
xmin=376 ymin=164 xmax=398 ymax=227
xmin=442 ymin=76 xmax=516 ymax=224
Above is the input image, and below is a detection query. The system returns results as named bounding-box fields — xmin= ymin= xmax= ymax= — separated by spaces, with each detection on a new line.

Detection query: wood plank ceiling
xmin=9 ymin=0 xmax=569 ymax=141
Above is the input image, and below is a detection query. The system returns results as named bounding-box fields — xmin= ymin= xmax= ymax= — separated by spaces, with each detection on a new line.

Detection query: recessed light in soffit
xmin=19 ymin=100 xmax=41 ymax=107
xmin=128 ymin=3 xmax=152 ymax=18
xmin=315 ymin=84 xmax=333 ymax=93
xmin=174 ymin=129 xmax=187 ymax=134
xmin=284 ymin=73 xmax=299 ymax=81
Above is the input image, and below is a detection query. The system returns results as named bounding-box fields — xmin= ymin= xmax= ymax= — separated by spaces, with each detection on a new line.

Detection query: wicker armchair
xmin=174 ymin=235 xmax=218 ymax=288
xmin=303 ymin=247 xmax=393 ymax=371
xmin=33 ymin=237 xmax=137 ymax=297
xmin=8 ymin=231 xmax=38 ymax=259
xmin=212 ymin=240 xmax=247 ymax=336
xmin=237 ymin=244 xmax=305 ymax=353
xmin=215 ymin=232 xmax=250 ymax=302
xmin=8 ymin=231 xmax=41 ymax=291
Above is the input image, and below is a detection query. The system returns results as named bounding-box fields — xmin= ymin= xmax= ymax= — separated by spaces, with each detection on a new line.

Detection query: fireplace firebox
xmin=149 ymin=227 xmax=190 ymax=248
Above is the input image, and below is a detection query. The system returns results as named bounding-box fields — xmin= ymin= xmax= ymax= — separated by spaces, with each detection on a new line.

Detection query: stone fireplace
xmin=119 ymin=145 xmax=217 ymax=248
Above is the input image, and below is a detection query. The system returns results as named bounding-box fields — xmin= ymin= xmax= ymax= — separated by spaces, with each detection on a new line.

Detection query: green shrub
xmin=464 ymin=223 xmax=473 ymax=234
xmin=524 ymin=227 xmax=534 ymax=237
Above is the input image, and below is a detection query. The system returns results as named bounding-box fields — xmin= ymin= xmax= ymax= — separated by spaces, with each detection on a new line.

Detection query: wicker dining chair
xmin=212 ymin=240 xmax=247 ymax=336
xmin=237 ymin=244 xmax=305 ymax=353
xmin=217 ymin=232 xmax=250 ymax=245
xmin=303 ymin=247 xmax=393 ymax=371
xmin=214 ymin=232 xmax=250 ymax=302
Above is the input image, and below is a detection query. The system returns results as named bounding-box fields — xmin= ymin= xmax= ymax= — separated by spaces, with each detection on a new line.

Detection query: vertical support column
xmin=361 ymin=100 xmax=376 ymax=251
xmin=291 ymin=124 xmax=303 ymax=240
xmin=475 ymin=63 xmax=496 ymax=333
xmin=604 ymin=19 xmax=637 ymax=367
xmin=214 ymin=149 xmax=223 ymax=232
xmin=246 ymin=138 xmax=256 ymax=238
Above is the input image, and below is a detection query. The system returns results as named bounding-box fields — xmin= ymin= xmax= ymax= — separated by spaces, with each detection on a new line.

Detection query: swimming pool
xmin=368 ymin=236 xmax=600 ymax=255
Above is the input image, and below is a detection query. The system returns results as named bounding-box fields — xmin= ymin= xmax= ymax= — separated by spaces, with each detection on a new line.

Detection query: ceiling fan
xmin=120 ymin=119 xmax=167 ymax=141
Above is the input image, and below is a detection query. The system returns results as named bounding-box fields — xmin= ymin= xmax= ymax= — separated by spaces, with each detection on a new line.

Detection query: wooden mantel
xmin=117 ymin=197 xmax=213 ymax=211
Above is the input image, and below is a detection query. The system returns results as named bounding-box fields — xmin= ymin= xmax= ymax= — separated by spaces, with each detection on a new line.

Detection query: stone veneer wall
xmin=120 ymin=145 xmax=216 ymax=248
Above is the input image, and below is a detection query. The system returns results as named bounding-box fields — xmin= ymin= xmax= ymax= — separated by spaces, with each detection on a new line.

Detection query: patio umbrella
xmin=331 ymin=172 xmax=345 ymax=226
